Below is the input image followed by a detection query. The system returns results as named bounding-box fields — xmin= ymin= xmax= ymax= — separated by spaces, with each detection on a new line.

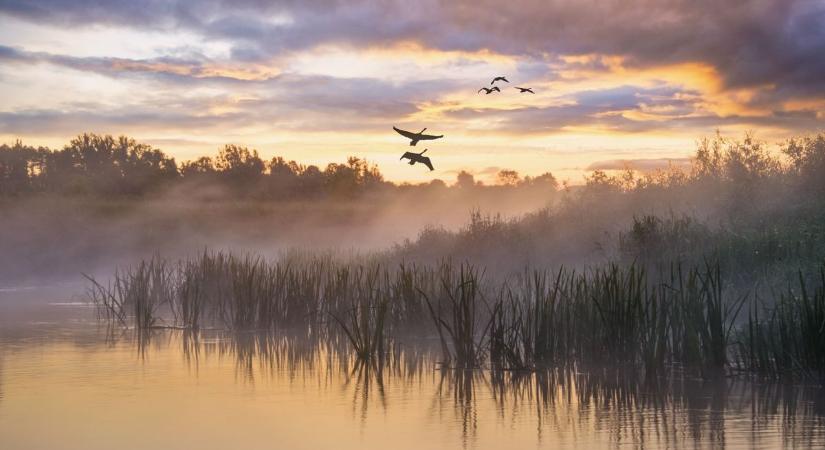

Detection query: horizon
xmin=1 ymin=1 xmax=823 ymax=183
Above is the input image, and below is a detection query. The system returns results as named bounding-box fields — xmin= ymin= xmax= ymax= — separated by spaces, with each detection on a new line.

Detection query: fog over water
xmin=0 ymin=184 xmax=556 ymax=286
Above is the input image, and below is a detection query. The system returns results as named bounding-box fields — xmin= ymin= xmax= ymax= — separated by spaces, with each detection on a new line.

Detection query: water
xmin=2 ymin=286 xmax=825 ymax=449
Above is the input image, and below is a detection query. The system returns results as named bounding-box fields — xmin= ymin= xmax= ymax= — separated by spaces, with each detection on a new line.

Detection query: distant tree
xmin=322 ymin=157 xmax=385 ymax=197
xmin=692 ymin=132 xmax=726 ymax=179
xmin=723 ymin=134 xmax=779 ymax=185
xmin=0 ymin=141 xmax=46 ymax=195
xmin=324 ymin=161 xmax=359 ymax=197
xmin=352 ymin=157 xmax=385 ymax=189
xmin=115 ymin=136 xmax=178 ymax=194
xmin=456 ymin=171 xmax=475 ymax=189
xmin=523 ymin=172 xmax=558 ymax=190
xmin=181 ymin=156 xmax=216 ymax=176
xmin=497 ymin=169 xmax=520 ymax=186
xmin=36 ymin=133 xmax=177 ymax=195
xmin=215 ymin=144 xmax=265 ymax=187
xmin=266 ymin=156 xmax=301 ymax=196
xmin=428 ymin=179 xmax=447 ymax=189
xmin=782 ymin=134 xmax=825 ymax=196
xmin=298 ymin=164 xmax=325 ymax=196
xmin=584 ymin=169 xmax=623 ymax=194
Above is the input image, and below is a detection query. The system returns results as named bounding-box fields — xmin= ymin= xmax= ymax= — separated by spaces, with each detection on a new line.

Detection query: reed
xmin=737 ymin=266 xmax=825 ymax=379
xmin=421 ymin=264 xmax=487 ymax=368
xmin=330 ymin=267 xmax=389 ymax=361
xmin=86 ymin=256 xmax=174 ymax=329
xmin=87 ymin=251 xmax=825 ymax=379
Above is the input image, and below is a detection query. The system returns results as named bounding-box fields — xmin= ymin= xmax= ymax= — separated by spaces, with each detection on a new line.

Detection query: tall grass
xmin=421 ymin=264 xmax=487 ymax=368
xmin=738 ymin=266 xmax=825 ymax=379
xmin=330 ymin=267 xmax=389 ymax=361
xmin=86 ymin=256 xmax=174 ymax=329
xmin=88 ymin=251 xmax=825 ymax=379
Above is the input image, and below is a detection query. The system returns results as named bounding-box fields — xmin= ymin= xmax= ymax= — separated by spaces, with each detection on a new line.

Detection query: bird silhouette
xmin=491 ymin=76 xmax=509 ymax=85
xmin=514 ymin=87 xmax=534 ymax=94
xmin=400 ymin=148 xmax=434 ymax=171
xmin=478 ymin=87 xmax=501 ymax=94
xmin=393 ymin=126 xmax=444 ymax=146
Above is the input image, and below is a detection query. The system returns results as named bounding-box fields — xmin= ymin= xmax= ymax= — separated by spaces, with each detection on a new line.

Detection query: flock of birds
xmin=396 ymin=76 xmax=533 ymax=171
xmin=478 ymin=76 xmax=534 ymax=95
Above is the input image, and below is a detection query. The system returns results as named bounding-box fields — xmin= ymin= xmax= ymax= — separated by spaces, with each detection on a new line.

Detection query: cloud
xmin=441 ymin=84 xmax=708 ymax=133
xmin=0 ymin=44 xmax=279 ymax=82
xmin=3 ymin=0 xmax=824 ymax=99
xmin=1 ymin=0 xmax=824 ymax=183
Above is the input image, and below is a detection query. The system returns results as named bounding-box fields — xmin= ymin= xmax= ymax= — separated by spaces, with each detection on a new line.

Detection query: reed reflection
xmin=116 ymin=329 xmax=825 ymax=448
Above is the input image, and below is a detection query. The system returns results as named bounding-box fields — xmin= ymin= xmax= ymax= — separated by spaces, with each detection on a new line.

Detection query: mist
xmin=0 ymin=158 xmax=557 ymax=286
xmin=4 ymin=131 xmax=824 ymax=294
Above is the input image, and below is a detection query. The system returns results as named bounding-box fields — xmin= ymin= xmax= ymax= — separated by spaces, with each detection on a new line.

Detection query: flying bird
xmin=478 ymin=87 xmax=501 ymax=94
xmin=400 ymin=148 xmax=434 ymax=171
xmin=491 ymin=76 xmax=509 ymax=85
xmin=514 ymin=87 xmax=534 ymax=94
xmin=393 ymin=126 xmax=444 ymax=146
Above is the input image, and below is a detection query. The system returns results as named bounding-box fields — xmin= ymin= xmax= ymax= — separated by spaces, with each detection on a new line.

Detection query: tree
xmin=181 ymin=157 xmax=216 ymax=176
xmin=456 ymin=170 xmax=475 ymax=189
xmin=215 ymin=144 xmax=265 ymax=187
xmin=267 ymin=156 xmax=302 ymax=196
xmin=0 ymin=141 xmax=45 ymax=195
xmin=524 ymin=172 xmax=558 ymax=189
xmin=497 ymin=169 xmax=520 ymax=186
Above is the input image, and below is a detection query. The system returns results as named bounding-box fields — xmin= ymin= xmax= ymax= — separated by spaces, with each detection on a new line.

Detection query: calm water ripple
xmin=1 ymin=295 xmax=824 ymax=449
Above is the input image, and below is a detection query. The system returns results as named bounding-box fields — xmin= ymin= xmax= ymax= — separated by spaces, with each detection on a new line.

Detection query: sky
xmin=0 ymin=0 xmax=824 ymax=183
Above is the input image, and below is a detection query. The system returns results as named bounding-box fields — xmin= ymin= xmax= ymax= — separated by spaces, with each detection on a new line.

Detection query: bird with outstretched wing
xmin=400 ymin=149 xmax=434 ymax=171
xmin=393 ymin=126 xmax=444 ymax=146
xmin=478 ymin=87 xmax=501 ymax=94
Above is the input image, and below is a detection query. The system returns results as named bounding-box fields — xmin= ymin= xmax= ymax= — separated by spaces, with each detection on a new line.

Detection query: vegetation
xmin=88 ymin=251 xmax=825 ymax=380
xmin=737 ymin=268 xmax=825 ymax=379
xmin=394 ymin=132 xmax=825 ymax=288
xmin=8 ymin=131 xmax=825 ymax=380
xmin=0 ymin=133 xmax=557 ymax=198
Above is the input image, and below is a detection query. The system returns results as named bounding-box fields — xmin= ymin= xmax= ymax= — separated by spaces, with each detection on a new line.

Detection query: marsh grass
xmin=421 ymin=264 xmax=488 ymax=368
xmin=86 ymin=256 xmax=174 ymax=329
xmin=738 ymin=266 xmax=825 ymax=379
xmin=88 ymin=251 xmax=825 ymax=379
xmin=330 ymin=267 xmax=389 ymax=361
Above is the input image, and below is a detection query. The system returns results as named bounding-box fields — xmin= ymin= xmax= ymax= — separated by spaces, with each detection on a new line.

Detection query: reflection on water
xmin=1 ymin=307 xmax=825 ymax=449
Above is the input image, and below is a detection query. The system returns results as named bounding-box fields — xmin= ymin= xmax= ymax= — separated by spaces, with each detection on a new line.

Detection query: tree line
xmin=0 ymin=133 xmax=558 ymax=198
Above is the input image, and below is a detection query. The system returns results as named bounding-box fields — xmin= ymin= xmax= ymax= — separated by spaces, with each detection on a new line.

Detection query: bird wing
xmin=421 ymin=156 xmax=434 ymax=171
xmin=418 ymin=133 xmax=443 ymax=140
xmin=400 ymin=151 xmax=416 ymax=160
xmin=393 ymin=126 xmax=418 ymax=139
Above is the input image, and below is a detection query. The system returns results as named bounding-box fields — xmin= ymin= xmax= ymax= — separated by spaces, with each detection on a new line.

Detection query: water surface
xmin=1 ymin=286 xmax=824 ymax=449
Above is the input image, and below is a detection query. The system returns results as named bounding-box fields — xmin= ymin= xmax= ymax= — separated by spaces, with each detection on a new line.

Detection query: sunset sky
xmin=1 ymin=0 xmax=824 ymax=183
